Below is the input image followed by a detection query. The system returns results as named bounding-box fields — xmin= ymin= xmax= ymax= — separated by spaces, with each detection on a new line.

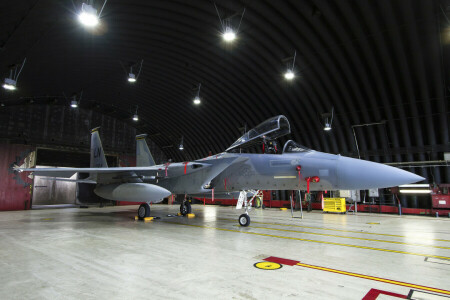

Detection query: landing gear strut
xmin=138 ymin=203 xmax=151 ymax=219
xmin=180 ymin=199 xmax=192 ymax=216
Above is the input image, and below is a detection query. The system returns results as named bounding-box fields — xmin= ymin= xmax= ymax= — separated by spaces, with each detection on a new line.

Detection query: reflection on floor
xmin=0 ymin=204 xmax=449 ymax=299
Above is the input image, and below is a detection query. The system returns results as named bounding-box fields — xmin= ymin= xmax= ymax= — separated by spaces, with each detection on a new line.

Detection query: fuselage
xmin=138 ymin=150 xmax=423 ymax=195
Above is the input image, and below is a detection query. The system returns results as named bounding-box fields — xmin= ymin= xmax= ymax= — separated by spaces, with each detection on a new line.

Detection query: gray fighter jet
xmin=16 ymin=116 xmax=424 ymax=226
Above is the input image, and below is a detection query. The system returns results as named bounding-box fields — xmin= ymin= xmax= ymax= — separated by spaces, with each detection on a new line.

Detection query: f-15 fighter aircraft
xmin=16 ymin=116 xmax=424 ymax=226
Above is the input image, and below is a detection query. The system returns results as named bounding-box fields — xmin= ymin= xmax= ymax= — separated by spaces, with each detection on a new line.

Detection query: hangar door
xmin=32 ymin=148 xmax=118 ymax=207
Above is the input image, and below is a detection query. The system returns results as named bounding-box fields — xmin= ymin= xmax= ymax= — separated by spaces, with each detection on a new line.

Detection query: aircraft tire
xmin=238 ymin=214 xmax=250 ymax=227
xmin=180 ymin=202 xmax=192 ymax=216
xmin=138 ymin=203 xmax=151 ymax=219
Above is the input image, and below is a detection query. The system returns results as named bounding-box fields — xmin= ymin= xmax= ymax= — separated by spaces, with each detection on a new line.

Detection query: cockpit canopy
xmin=282 ymin=140 xmax=311 ymax=153
xmin=226 ymin=115 xmax=290 ymax=152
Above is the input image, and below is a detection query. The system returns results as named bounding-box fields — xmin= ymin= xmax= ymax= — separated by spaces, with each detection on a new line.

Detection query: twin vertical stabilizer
xmin=90 ymin=127 xmax=108 ymax=168
xmin=136 ymin=134 xmax=155 ymax=166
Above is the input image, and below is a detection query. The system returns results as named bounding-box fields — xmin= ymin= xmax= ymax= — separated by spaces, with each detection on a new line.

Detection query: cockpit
xmin=282 ymin=140 xmax=311 ymax=153
xmin=225 ymin=115 xmax=310 ymax=154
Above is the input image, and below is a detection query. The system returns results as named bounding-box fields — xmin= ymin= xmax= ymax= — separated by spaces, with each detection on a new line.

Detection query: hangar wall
xmin=0 ymin=144 xmax=34 ymax=211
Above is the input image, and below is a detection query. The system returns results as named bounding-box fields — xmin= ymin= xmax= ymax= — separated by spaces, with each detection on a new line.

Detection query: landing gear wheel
xmin=138 ymin=203 xmax=151 ymax=219
xmin=180 ymin=202 xmax=192 ymax=216
xmin=238 ymin=214 xmax=250 ymax=227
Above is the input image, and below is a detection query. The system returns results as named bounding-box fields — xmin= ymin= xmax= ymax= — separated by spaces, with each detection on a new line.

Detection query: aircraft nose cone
xmin=337 ymin=157 xmax=425 ymax=190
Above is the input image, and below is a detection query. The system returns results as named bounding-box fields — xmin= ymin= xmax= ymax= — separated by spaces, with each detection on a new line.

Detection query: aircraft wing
xmin=15 ymin=163 xmax=212 ymax=179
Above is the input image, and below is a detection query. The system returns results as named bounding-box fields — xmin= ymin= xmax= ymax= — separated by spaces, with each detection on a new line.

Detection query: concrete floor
xmin=0 ymin=204 xmax=449 ymax=299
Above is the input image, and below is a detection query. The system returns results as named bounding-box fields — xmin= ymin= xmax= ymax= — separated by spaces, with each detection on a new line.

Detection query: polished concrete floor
xmin=0 ymin=204 xmax=449 ymax=299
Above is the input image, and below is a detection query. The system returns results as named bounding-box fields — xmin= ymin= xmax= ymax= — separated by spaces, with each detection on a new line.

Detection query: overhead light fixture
xmin=2 ymin=58 xmax=27 ymax=91
xmin=323 ymin=107 xmax=334 ymax=131
xmin=399 ymin=189 xmax=431 ymax=194
xmin=78 ymin=3 xmax=99 ymax=27
xmin=284 ymin=70 xmax=294 ymax=80
xmin=223 ymin=27 xmax=236 ymax=42
xmin=284 ymin=50 xmax=296 ymax=81
xmin=179 ymin=137 xmax=184 ymax=151
xmin=2 ymin=78 xmax=16 ymax=90
xmin=68 ymin=90 xmax=82 ymax=108
xmin=128 ymin=73 xmax=136 ymax=82
xmin=214 ymin=4 xmax=246 ymax=43
xmin=132 ymin=105 xmax=139 ymax=121
xmin=193 ymin=83 xmax=201 ymax=105
xmin=70 ymin=99 xmax=78 ymax=108
xmin=125 ymin=60 xmax=143 ymax=83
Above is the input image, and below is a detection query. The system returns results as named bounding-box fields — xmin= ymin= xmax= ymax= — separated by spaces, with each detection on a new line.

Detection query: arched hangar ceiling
xmin=0 ymin=0 xmax=448 ymax=182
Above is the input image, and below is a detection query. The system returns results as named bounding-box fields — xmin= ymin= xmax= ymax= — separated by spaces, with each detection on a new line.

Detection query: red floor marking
xmin=362 ymin=288 xmax=407 ymax=300
xmin=261 ymin=256 xmax=450 ymax=296
xmin=264 ymin=256 xmax=300 ymax=266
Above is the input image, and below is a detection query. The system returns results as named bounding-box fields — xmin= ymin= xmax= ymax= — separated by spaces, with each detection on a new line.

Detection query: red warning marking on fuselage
xmin=184 ymin=162 xmax=188 ymax=174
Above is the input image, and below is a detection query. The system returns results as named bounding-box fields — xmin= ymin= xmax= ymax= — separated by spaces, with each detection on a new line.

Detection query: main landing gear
xmin=180 ymin=199 xmax=192 ymax=216
xmin=138 ymin=203 xmax=151 ymax=219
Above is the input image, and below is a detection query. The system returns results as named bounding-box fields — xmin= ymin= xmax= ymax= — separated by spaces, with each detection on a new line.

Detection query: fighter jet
xmin=16 ymin=116 xmax=424 ymax=226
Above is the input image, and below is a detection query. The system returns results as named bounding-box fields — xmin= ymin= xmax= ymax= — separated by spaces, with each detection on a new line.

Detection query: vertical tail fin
xmin=136 ymin=134 xmax=155 ymax=166
xmin=90 ymin=127 xmax=108 ymax=168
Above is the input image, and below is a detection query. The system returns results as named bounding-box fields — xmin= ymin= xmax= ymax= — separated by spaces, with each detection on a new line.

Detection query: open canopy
xmin=226 ymin=115 xmax=290 ymax=152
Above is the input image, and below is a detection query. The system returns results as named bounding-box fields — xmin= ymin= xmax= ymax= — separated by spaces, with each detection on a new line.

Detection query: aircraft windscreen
xmin=226 ymin=115 xmax=290 ymax=151
xmin=282 ymin=140 xmax=311 ymax=153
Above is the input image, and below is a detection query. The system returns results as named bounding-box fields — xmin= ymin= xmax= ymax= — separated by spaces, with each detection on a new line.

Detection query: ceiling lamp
xmin=193 ymin=83 xmax=201 ymax=105
xmin=214 ymin=3 xmax=246 ymax=43
xmin=70 ymin=99 xmax=78 ymax=108
xmin=2 ymin=78 xmax=16 ymax=90
xmin=284 ymin=70 xmax=294 ymax=80
xmin=2 ymin=58 xmax=27 ymax=91
xmin=223 ymin=27 xmax=236 ymax=42
xmin=78 ymin=3 xmax=99 ymax=27
xmin=132 ymin=105 xmax=139 ymax=121
xmin=68 ymin=91 xmax=82 ymax=108
xmin=284 ymin=50 xmax=296 ymax=81
xmin=128 ymin=73 xmax=136 ymax=83
xmin=323 ymin=107 xmax=334 ymax=131
xmin=179 ymin=137 xmax=184 ymax=151
xmin=125 ymin=59 xmax=143 ymax=83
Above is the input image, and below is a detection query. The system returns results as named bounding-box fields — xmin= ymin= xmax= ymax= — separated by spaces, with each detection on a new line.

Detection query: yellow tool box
xmin=323 ymin=198 xmax=347 ymax=213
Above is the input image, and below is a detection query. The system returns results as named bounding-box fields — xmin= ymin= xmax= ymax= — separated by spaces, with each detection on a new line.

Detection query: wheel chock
xmin=187 ymin=213 xmax=195 ymax=218
xmin=144 ymin=217 xmax=154 ymax=222
xmin=280 ymin=207 xmax=288 ymax=211
xmin=135 ymin=216 xmax=140 ymax=220
xmin=177 ymin=212 xmax=182 ymax=216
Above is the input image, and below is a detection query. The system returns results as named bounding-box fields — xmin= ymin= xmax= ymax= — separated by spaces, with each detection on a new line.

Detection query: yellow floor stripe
xmin=250 ymin=226 xmax=450 ymax=250
xmin=220 ymin=218 xmax=450 ymax=242
xmin=296 ymin=262 xmax=450 ymax=295
xmin=169 ymin=222 xmax=450 ymax=260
